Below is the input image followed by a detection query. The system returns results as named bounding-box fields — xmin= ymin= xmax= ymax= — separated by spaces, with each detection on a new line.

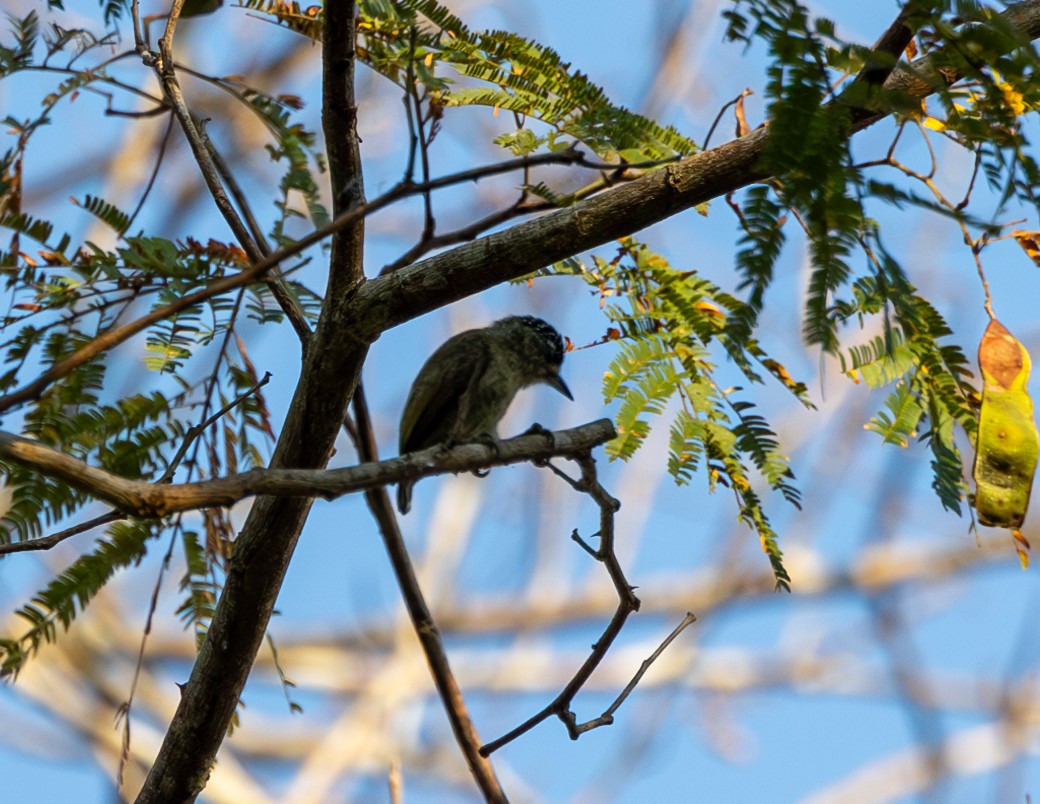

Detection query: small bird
xmin=397 ymin=315 xmax=573 ymax=514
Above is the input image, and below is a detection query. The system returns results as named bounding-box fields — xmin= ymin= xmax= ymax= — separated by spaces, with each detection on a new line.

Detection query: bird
xmin=396 ymin=315 xmax=573 ymax=514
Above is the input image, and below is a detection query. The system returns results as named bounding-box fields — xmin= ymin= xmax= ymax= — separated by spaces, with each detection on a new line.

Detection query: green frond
xmin=41 ymin=69 xmax=109 ymax=111
xmin=840 ymin=328 xmax=915 ymax=388
xmin=246 ymin=0 xmax=697 ymax=161
xmin=921 ymin=387 xmax=968 ymax=514
xmin=667 ymin=411 xmax=704 ymax=485
xmin=1 ymin=520 xmax=155 ymax=679
xmin=402 ymin=0 xmax=469 ymax=33
xmin=608 ymin=349 xmax=680 ymax=460
xmin=731 ymin=185 xmax=787 ymax=339
xmin=542 ymin=239 xmax=801 ymax=579
xmin=731 ymin=400 xmax=800 ymax=506
xmin=865 ymin=381 xmax=924 ymax=447
xmin=73 ymin=194 xmax=131 ymax=237
xmin=0 ymin=211 xmax=56 ymax=247
xmin=523 ymin=181 xmax=569 ymax=207
xmin=0 ymin=10 xmax=38 ymax=75
xmin=177 ymin=529 xmax=221 ymax=649
xmin=99 ymin=0 xmax=127 ymax=26
xmin=836 ymin=268 xmax=977 ymax=513
xmin=739 ymin=490 xmax=791 ymax=592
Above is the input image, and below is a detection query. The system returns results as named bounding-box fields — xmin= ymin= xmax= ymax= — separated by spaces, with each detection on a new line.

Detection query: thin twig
xmin=402 ymin=28 xmax=420 ymax=184
xmin=162 ymin=371 xmax=272 ymax=481
xmin=704 ymin=89 xmax=754 ymax=149
xmin=116 ymin=519 xmax=183 ymax=787
xmin=481 ymin=453 xmax=648 ymax=755
xmin=380 ymin=199 xmax=533 ymax=274
xmin=349 ymin=384 xmax=507 ymax=803
xmin=409 ymin=47 xmax=436 ymax=242
xmin=125 ymin=113 xmax=176 ymax=233
xmin=572 ymin=611 xmax=697 ymax=735
xmin=203 ymin=126 xmax=313 ymax=342
xmin=0 ymin=510 xmax=121 ymax=555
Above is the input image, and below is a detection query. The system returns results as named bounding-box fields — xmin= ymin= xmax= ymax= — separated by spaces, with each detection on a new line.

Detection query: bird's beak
xmin=546 ymin=371 xmax=573 ymax=400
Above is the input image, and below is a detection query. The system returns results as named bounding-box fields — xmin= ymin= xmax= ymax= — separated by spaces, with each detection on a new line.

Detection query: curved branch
xmin=0 ymin=421 xmax=615 ymax=523
xmin=351 ymin=0 xmax=1040 ymax=336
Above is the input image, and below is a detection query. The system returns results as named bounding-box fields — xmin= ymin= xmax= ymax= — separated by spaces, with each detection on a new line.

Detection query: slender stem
xmin=351 ymin=385 xmax=507 ymax=803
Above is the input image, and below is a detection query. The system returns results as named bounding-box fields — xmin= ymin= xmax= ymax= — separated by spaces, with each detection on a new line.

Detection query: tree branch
xmin=4 ymin=3 xmax=1040 ymax=420
xmin=128 ymin=3 xmax=1040 ymax=800
xmin=136 ymin=4 xmax=367 ymax=800
xmin=481 ymin=453 xmax=641 ymax=755
xmin=0 ymin=421 xmax=615 ymax=522
xmin=350 ymin=0 xmax=1040 ymax=337
xmin=349 ymin=385 xmax=507 ymax=802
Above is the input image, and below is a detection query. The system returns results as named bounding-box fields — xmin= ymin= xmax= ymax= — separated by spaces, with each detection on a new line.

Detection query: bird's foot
xmin=523 ymin=422 xmax=556 ymax=448
xmin=471 ymin=431 xmax=502 ymax=477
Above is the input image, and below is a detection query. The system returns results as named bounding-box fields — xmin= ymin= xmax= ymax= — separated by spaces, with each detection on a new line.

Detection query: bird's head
xmin=496 ymin=315 xmax=573 ymax=400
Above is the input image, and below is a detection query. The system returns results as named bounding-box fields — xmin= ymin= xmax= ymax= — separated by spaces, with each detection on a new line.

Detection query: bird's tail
xmin=396 ymin=480 xmax=412 ymax=515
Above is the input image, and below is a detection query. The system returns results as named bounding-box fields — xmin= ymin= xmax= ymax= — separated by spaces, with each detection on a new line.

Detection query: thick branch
xmin=0 ymin=421 xmax=615 ymax=522
xmin=350 ymin=0 xmax=1040 ymax=337
xmin=136 ymin=3 xmax=368 ymax=802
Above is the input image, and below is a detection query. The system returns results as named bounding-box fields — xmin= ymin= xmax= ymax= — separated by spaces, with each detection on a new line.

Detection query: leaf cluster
xmin=834 ymin=268 xmax=977 ymax=513
xmin=541 ymin=239 xmax=810 ymax=588
xmin=240 ymin=0 xmax=698 ymax=162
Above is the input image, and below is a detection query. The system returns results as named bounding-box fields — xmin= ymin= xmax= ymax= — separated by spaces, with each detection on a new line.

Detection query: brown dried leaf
xmin=979 ymin=318 xmax=1023 ymax=390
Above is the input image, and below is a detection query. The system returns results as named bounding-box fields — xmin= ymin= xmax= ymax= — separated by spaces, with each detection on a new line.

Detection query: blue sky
xmin=3 ymin=0 xmax=1040 ymax=802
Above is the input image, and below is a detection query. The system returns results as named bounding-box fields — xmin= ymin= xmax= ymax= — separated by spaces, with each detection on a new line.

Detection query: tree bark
xmin=136 ymin=2 xmax=367 ymax=801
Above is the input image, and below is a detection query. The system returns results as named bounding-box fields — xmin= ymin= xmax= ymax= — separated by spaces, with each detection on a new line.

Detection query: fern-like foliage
xmin=726 ymin=0 xmax=866 ymax=353
xmin=0 ymin=10 xmax=38 ymax=75
xmin=720 ymin=0 xmax=1014 ymax=518
xmin=539 ymin=239 xmax=807 ymax=588
xmin=0 ymin=520 xmax=157 ymax=679
xmin=73 ymin=194 xmax=131 ymax=236
xmin=239 ymin=0 xmax=697 ymax=162
xmin=835 ymin=271 xmax=977 ymax=513
xmin=177 ymin=528 xmax=221 ymax=650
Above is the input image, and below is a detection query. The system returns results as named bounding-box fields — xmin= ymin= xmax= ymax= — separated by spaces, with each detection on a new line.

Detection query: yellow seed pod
xmin=973 ymin=319 xmax=1040 ymax=528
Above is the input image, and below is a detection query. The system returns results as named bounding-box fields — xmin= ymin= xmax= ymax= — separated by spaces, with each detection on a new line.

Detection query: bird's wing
xmin=399 ymin=331 xmax=490 ymax=454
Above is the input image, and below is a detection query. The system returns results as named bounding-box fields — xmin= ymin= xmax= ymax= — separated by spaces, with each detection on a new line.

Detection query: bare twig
xmin=116 ymin=520 xmax=183 ymax=788
xmin=124 ymin=113 xmax=176 ymax=232
xmin=704 ymin=89 xmax=754 ymax=149
xmin=0 ymin=509 xmax=122 ymax=556
xmin=380 ymin=198 xmax=535 ymax=274
xmin=574 ymin=612 xmax=698 ymax=735
xmin=162 ymin=371 xmax=273 ymax=480
xmin=481 ymin=453 xmax=646 ymax=755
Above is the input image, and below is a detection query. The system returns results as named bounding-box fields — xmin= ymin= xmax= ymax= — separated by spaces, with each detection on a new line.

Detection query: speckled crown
xmin=506 ymin=315 xmax=564 ymax=366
